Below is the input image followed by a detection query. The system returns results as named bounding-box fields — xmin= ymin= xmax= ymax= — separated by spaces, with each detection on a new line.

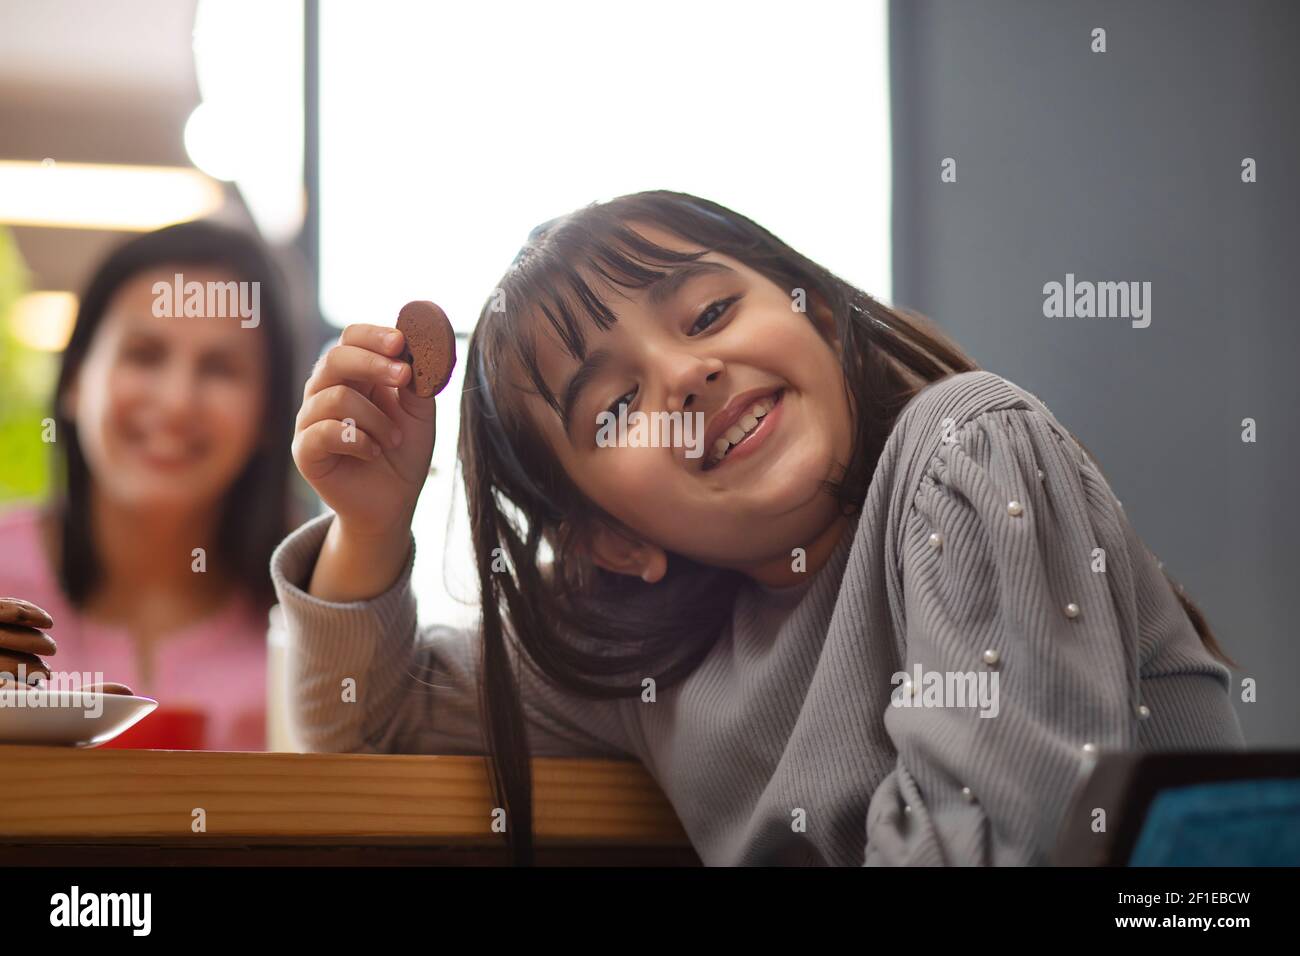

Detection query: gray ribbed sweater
xmin=270 ymin=370 xmax=1245 ymax=866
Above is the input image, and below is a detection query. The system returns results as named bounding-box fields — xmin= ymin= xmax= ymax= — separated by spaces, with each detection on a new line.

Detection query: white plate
xmin=0 ymin=686 xmax=158 ymax=748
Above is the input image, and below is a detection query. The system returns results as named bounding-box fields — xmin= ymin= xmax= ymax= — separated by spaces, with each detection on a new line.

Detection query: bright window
xmin=318 ymin=0 xmax=892 ymax=627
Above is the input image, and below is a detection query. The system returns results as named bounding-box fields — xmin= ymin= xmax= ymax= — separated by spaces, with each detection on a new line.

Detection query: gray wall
xmin=890 ymin=0 xmax=1299 ymax=746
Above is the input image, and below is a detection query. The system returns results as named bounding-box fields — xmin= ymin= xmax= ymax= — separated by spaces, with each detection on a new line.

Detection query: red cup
xmin=99 ymin=703 xmax=209 ymax=750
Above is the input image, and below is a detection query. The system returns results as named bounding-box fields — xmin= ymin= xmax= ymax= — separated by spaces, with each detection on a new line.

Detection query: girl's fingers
xmin=340 ymin=323 xmax=406 ymax=358
xmin=374 ymin=377 xmax=436 ymax=426
xmin=292 ymin=418 xmax=383 ymax=474
xmin=298 ymin=384 xmax=403 ymax=450
xmin=305 ymin=345 xmax=410 ymax=400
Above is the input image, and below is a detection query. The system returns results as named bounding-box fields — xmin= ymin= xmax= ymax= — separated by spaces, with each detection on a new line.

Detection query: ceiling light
xmin=0 ymin=160 xmax=225 ymax=232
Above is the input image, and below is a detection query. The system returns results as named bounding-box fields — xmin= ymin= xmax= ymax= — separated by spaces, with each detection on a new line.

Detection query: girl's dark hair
xmin=52 ymin=219 xmax=299 ymax=611
xmin=457 ymin=189 xmax=1236 ymax=865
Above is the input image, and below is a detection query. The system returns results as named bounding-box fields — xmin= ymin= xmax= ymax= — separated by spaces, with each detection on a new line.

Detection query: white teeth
xmin=706 ymin=392 xmax=781 ymax=467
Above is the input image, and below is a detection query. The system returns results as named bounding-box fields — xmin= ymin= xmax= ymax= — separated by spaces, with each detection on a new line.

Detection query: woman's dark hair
xmin=457 ymin=189 xmax=1236 ymax=865
xmin=52 ymin=219 xmax=299 ymax=611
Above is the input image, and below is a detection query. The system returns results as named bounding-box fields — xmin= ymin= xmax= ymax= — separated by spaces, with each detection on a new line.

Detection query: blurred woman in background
xmin=0 ymin=220 xmax=300 ymax=749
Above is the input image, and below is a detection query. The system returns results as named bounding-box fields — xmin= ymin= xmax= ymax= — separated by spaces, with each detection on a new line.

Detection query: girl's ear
xmin=584 ymin=523 xmax=668 ymax=584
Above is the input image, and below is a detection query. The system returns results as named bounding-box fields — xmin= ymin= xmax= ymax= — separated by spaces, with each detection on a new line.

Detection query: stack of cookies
xmin=0 ymin=597 xmax=134 ymax=695
xmin=0 ymin=596 xmax=55 ymax=688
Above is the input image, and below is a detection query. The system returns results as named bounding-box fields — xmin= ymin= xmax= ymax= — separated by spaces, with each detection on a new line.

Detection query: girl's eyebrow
xmin=561 ymin=347 xmax=612 ymax=434
xmin=645 ymin=261 xmax=737 ymax=308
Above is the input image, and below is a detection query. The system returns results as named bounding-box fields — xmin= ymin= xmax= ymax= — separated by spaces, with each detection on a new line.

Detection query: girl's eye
xmin=688 ymin=296 xmax=741 ymax=336
xmin=606 ymin=387 xmax=637 ymax=418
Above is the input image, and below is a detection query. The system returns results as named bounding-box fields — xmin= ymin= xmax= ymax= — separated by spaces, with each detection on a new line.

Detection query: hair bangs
xmin=485 ymin=216 xmax=713 ymax=421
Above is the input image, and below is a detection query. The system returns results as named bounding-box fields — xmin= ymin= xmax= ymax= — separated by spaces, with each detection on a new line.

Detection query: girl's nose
xmin=664 ymin=353 xmax=725 ymax=412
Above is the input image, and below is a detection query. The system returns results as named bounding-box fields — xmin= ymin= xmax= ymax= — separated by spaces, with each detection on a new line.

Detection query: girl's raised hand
xmin=292 ymin=323 xmax=437 ymax=538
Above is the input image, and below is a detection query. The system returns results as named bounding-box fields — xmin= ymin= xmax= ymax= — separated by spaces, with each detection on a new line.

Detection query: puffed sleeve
xmin=863 ymin=406 xmax=1243 ymax=866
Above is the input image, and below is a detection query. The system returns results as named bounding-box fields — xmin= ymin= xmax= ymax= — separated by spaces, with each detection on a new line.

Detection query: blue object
xmin=1129 ymin=779 xmax=1300 ymax=866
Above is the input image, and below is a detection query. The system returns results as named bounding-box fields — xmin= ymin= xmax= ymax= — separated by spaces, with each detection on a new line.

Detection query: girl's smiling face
xmin=523 ymin=222 xmax=854 ymax=585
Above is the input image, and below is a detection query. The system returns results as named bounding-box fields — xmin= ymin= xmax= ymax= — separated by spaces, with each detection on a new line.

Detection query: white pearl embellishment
xmin=1007 ymin=500 xmax=1024 ymax=516
xmin=961 ymin=787 xmax=976 ymax=803
xmin=1082 ymin=742 xmax=1097 ymax=754
xmin=1065 ymin=602 xmax=1080 ymax=618
xmin=982 ymin=648 xmax=1000 ymax=667
xmin=1137 ymin=705 xmax=1151 ymax=719
xmin=928 ymin=532 xmax=943 ymax=550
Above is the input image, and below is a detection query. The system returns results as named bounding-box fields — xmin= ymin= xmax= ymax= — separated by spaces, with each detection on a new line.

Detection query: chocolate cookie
xmin=396 ymin=301 xmax=457 ymax=398
xmin=0 ymin=596 xmax=54 ymax=630
xmin=0 ymin=623 xmax=57 ymax=656
xmin=86 ymin=681 xmax=135 ymax=696
xmin=0 ymin=649 xmax=51 ymax=684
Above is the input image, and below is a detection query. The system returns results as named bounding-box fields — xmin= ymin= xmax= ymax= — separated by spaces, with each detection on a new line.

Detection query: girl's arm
xmin=281 ymin=321 xmax=636 ymax=761
xmin=863 ymin=405 xmax=1244 ymax=866
xmin=270 ymin=512 xmax=639 ymax=760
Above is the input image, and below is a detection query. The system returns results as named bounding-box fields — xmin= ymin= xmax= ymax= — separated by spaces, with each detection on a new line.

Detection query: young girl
xmin=273 ymin=190 xmax=1244 ymax=865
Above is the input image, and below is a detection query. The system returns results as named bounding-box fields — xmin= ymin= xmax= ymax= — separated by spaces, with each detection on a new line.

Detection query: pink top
xmin=0 ymin=505 xmax=268 ymax=751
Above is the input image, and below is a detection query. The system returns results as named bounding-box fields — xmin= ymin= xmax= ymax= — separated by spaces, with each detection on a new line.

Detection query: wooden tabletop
xmin=0 ymin=745 xmax=699 ymax=865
